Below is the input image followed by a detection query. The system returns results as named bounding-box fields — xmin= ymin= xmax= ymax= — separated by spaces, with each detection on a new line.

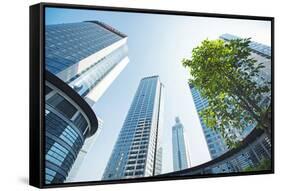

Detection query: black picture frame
xmin=30 ymin=2 xmax=274 ymax=189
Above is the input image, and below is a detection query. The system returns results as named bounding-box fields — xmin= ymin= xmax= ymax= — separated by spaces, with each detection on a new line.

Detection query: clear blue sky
xmin=46 ymin=7 xmax=271 ymax=182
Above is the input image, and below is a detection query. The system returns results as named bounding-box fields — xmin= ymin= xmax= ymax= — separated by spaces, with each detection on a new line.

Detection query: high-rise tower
xmin=172 ymin=117 xmax=189 ymax=171
xmin=102 ymin=76 xmax=164 ymax=180
xmin=45 ymin=21 xmax=129 ymax=184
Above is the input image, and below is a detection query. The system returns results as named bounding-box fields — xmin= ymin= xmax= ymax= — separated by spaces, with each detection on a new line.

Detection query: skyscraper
xmin=172 ymin=117 xmax=189 ymax=171
xmin=45 ymin=21 xmax=129 ymax=184
xmin=189 ymin=83 xmax=228 ymax=159
xmin=102 ymin=76 xmax=164 ymax=180
xmin=46 ymin=21 xmax=129 ymax=105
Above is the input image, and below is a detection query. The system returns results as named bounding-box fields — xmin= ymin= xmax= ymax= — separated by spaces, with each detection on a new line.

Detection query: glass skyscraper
xmin=102 ymin=76 xmax=164 ymax=180
xmin=46 ymin=21 xmax=129 ymax=105
xmin=189 ymin=83 xmax=228 ymax=159
xmin=172 ymin=117 xmax=189 ymax=171
xmin=45 ymin=21 xmax=129 ymax=184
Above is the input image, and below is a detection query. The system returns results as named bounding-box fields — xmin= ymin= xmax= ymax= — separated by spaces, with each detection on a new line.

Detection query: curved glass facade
xmin=45 ymin=82 xmax=90 ymax=184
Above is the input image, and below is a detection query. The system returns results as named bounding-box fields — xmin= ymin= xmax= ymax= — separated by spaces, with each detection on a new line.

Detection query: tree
xmin=243 ymin=158 xmax=271 ymax=172
xmin=182 ymin=38 xmax=271 ymax=148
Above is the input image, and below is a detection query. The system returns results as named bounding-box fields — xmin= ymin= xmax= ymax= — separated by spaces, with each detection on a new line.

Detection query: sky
xmin=45 ymin=7 xmax=271 ymax=182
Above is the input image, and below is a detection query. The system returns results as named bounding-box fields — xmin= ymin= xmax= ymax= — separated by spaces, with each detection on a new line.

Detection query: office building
xmin=46 ymin=21 xmax=129 ymax=105
xmin=45 ymin=21 xmax=129 ymax=184
xmin=45 ymin=72 xmax=99 ymax=184
xmin=103 ymin=76 xmax=164 ymax=180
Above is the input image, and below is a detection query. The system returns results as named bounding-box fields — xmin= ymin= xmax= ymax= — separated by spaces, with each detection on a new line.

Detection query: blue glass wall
xmin=45 ymin=85 xmax=88 ymax=184
xmin=45 ymin=22 xmax=123 ymax=75
xmin=68 ymin=44 xmax=128 ymax=97
xmin=219 ymin=33 xmax=271 ymax=58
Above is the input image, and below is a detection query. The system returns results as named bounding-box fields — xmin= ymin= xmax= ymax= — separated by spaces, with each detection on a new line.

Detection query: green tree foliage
xmin=243 ymin=158 xmax=271 ymax=172
xmin=182 ymin=38 xmax=271 ymax=148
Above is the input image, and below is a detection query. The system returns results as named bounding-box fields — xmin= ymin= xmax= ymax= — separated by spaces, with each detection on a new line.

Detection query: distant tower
xmin=172 ymin=117 xmax=189 ymax=171
xmin=102 ymin=76 xmax=164 ymax=180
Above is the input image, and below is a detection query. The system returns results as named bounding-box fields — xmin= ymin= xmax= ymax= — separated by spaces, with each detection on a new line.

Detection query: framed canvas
xmin=29 ymin=2 xmax=274 ymax=188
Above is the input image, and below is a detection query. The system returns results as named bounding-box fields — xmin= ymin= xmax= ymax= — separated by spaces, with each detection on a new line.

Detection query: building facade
xmin=159 ymin=128 xmax=271 ymax=176
xmin=189 ymin=83 xmax=228 ymax=159
xmin=46 ymin=21 xmax=129 ymax=105
xmin=154 ymin=147 xmax=163 ymax=175
xmin=219 ymin=33 xmax=271 ymax=88
xmin=102 ymin=76 xmax=164 ymax=180
xmin=172 ymin=117 xmax=189 ymax=171
xmin=45 ymin=21 xmax=129 ymax=184
xmin=45 ymin=72 xmax=99 ymax=184
xmin=66 ymin=118 xmax=104 ymax=182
